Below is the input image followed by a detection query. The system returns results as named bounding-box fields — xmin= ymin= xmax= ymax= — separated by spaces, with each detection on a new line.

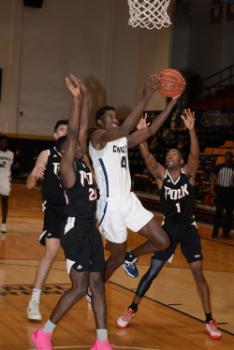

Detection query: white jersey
xmin=0 ymin=150 xmax=14 ymax=179
xmin=89 ymin=137 xmax=131 ymax=199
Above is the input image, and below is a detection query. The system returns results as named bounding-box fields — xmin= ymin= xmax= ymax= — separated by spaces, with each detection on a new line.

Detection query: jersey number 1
xmin=175 ymin=202 xmax=181 ymax=213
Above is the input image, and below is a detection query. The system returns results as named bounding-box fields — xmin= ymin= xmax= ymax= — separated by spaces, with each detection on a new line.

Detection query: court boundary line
xmin=0 ymin=259 xmax=234 ymax=274
xmin=27 ymin=346 xmax=159 ymax=350
xmin=0 ymin=265 xmax=233 ymax=335
xmin=110 ymin=281 xmax=234 ymax=336
xmin=0 ymin=280 xmax=232 ymax=335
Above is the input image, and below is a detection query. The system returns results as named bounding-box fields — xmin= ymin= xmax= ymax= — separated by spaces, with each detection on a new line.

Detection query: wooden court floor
xmin=0 ymin=183 xmax=233 ymax=350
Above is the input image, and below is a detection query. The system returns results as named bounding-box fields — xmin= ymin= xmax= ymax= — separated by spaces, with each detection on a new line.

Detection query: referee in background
xmin=211 ymin=151 xmax=234 ymax=239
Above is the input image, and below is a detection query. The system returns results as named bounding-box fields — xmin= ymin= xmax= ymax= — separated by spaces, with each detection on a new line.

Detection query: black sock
xmin=129 ymin=302 xmax=138 ymax=312
xmin=205 ymin=313 xmax=213 ymax=323
xmin=125 ymin=251 xmax=136 ymax=262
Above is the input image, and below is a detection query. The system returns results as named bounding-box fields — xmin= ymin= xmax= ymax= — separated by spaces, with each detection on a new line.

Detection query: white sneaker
xmin=27 ymin=301 xmax=42 ymax=321
xmin=205 ymin=321 xmax=222 ymax=340
xmin=116 ymin=308 xmax=136 ymax=328
xmin=1 ymin=223 xmax=7 ymax=233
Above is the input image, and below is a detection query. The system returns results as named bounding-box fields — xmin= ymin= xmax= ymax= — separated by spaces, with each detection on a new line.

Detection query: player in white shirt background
xmin=0 ymin=135 xmax=14 ymax=233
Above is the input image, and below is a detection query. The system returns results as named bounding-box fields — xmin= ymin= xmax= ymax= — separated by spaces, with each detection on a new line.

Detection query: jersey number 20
xmin=89 ymin=188 xmax=97 ymax=201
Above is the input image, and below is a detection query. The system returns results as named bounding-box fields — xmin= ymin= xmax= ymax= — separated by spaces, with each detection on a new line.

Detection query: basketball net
xmin=127 ymin=0 xmax=172 ymax=30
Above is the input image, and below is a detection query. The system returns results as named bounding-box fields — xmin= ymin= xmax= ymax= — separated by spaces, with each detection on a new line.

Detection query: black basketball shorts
xmin=153 ymin=220 xmax=203 ymax=263
xmin=39 ymin=201 xmax=65 ymax=246
xmin=60 ymin=217 xmax=105 ymax=274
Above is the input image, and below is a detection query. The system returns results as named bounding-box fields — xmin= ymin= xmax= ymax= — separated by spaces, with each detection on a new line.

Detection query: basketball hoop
xmin=127 ymin=0 xmax=172 ymax=30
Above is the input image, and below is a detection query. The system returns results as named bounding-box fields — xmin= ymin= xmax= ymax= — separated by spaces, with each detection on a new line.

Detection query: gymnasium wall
xmin=0 ymin=0 xmax=23 ymax=134
xmin=0 ymin=0 xmax=171 ymax=137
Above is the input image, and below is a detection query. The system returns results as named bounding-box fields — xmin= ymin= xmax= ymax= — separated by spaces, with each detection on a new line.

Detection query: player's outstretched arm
xmin=91 ymin=75 xmax=158 ymax=148
xmin=182 ymin=108 xmax=199 ymax=177
xmin=127 ymin=96 xmax=179 ymax=148
xmin=60 ymin=74 xmax=82 ymax=188
xmin=121 ymin=75 xmax=158 ymax=133
xmin=79 ymin=83 xmax=89 ymax=153
xmin=137 ymin=116 xmax=165 ymax=183
xmin=26 ymin=150 xmax=49 ymax=189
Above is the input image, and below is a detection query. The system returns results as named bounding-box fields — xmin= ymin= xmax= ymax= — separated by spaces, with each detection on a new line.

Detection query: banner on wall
xmin=195 ymin=109 xmax=234 ymax=128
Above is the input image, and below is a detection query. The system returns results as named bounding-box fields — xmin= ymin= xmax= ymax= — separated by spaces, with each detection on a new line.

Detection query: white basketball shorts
xmin=0 ymin=178 xmax=11 ymax=196
xmin=97 ymin=192 xmax=153 ymax=244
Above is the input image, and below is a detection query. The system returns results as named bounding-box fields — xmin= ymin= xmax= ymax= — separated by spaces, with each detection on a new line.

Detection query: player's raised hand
xmin=65 ymin=74 xmax=81 ymax=98
xmin=137 ymin=114 xmax=150 ymax=130
xmin=143 ymin=75 xmax=158 ymax=99
xmin=80 ymin=82 xmax=89 ymax=98
xmin=181 ymin=108 xmax=195 ymax=131
xmin=172 ymin=89 xmax=184 ymax=101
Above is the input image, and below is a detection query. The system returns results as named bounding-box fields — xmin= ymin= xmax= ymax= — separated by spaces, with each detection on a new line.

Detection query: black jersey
xmin=64 ymin=159 xmax=97 ymax=219
xmin=160 ymin=169 xmax=194 ymax=222
xmin=42 ymin=146 xmax=64 ymax=204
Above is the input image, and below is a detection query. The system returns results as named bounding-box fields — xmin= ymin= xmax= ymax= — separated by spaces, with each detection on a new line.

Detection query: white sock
xmin=31 ymin=288 xmax=41 ymax=303
xmin=97 ymin=329 xmax=108 ymax=341
xmin=43 ymin=319 xmax=56 ymax=333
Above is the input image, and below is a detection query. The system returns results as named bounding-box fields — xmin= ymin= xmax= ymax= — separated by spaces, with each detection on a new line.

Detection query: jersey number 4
xmin=121 ymin=156 xmax=127 ymax=169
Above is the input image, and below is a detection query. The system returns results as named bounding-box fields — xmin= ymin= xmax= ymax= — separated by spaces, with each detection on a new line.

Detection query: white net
xmin=127 ymin=0 xmax=172 ymax=30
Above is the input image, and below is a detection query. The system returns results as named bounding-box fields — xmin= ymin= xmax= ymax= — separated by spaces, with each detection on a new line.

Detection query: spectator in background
xmin=211 ymin=151 xmax=234 ymax=239
xmin=0 ymin=135 xmax=14 ymax=233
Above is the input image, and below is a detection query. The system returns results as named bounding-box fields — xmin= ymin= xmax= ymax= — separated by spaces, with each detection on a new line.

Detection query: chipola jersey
xmin=89 ymin=137 xmax=131 ymax=200
xmin=64 ymin=159 xmax=97 ymax=219
xmin=42 ymin=146 xmax=64 ymax=204
xmin=160 ymin=169 xmax=194 ymax=222
xmin=0 ymin=150 xmax=14 ymax=179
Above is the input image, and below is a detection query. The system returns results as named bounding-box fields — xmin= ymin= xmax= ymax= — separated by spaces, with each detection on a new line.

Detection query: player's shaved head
xmin=96 ymin=106 xmax=115 ymax=122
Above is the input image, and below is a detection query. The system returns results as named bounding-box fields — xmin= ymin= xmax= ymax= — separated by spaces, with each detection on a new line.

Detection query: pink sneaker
xmin=31 ymin=328 xmax=53 ymax=350
xmin=91 ymin=339 xmax=112 ymax=350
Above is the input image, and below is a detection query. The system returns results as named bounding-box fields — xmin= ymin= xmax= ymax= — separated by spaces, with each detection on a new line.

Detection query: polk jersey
xmin=0 ymin=150 xmax=14 ymax=179
xmin=42 ymin=146 xmax=64 ymax=204
xmin=160 ymin=169 xmax=194 ymax=222
xmin=89 ymin=137 xmax=131 ymax=199
xmin=64 ymin=159 xmax=97 ymax=219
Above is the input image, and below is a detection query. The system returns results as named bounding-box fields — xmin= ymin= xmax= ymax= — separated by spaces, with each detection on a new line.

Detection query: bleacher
xmin=131 ymin=65 xmax=234 ymax=221
xmin=9 ymin=137 xmax=54 ymax=180
xmin=195 ymin=86 xmax=234 ymax=109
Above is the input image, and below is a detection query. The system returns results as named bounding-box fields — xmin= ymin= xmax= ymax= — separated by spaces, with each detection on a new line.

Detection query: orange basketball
xmin=156 ymin=68 xmax=186 ymax=97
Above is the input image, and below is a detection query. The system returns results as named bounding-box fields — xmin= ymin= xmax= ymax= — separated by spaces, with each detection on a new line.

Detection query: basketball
xmin=156 ymin=68 xmax=186 ymax=97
